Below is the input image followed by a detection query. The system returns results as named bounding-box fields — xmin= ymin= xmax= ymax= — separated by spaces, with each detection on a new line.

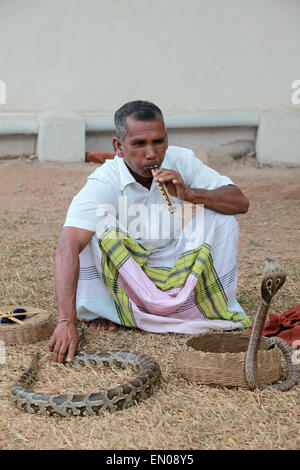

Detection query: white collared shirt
xmin=64 ymin=145 xmax=233 ymax=231
xmin=64 ymin=146 xmax=233 ymax=267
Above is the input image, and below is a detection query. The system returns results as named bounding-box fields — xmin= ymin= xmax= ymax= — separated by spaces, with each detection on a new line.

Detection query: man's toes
xmin=100 ymin=321 xmax=108 ymax=331
xmin=91 ymin=319 xmax=105 ymax=330
xmin=90 ymin=319 xmax=118 ymax=331
xmin=108 ymin=321 xmax=119 ymax=331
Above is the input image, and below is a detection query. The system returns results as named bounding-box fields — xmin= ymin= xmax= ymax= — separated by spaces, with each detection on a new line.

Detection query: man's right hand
xmin=48 ymin=321 xmax=78 ymax=363
xmin=51 ymin=227 xmax=94 ymax=363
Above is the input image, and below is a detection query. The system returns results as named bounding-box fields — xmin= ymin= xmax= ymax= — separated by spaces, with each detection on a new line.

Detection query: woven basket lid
xmin=0 ymin=305 xmax=54 ymax=345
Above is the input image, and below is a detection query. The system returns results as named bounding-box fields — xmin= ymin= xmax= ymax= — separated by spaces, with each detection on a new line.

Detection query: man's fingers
xmin=53 ymin=343 xmax=60 ymax=363
xmin=156 ymin=172 xmax=184 ymax=189
xmin=48 ymin=333 xmax=56 ymax=351
xmin=49 ymin=322 xmax=78 ymax=362
xmin=156 ymin=172 xmax=174 ymax=182
xmin=57 ymin=342 xmax=68 ymax=363
xmin=53 ymin=338 xmax=67 ymax=363
xmin=66 ymin=341 xmax=77 ymax=363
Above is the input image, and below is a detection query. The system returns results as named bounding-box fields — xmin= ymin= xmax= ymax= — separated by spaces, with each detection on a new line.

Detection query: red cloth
xmin=248 ymin=304 xmax=300 ymax=349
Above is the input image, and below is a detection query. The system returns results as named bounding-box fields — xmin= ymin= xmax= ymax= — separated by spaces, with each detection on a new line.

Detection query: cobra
xmin=245 ymin=259 xmax=299 ymax=391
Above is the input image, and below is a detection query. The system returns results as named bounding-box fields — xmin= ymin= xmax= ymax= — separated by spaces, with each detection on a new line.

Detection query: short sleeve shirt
xmin=64 ymin=145 xmax=234 ymax=233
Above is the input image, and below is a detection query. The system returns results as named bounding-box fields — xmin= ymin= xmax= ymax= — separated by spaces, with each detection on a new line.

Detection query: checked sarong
xmin=98 ymin=227 xmax=251 ymax=330
xmin=75 ymin=207 xmax=251 ymax=334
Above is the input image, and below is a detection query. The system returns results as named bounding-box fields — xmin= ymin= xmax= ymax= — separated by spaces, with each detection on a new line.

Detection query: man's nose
xmin=145 ymin=145 xmax=157 ymax=160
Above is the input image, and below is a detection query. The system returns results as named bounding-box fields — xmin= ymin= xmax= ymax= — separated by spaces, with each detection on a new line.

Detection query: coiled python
xmin=11 ymin=327 xmax=161 ymax=417
xmin=245 ymin=259 xmax=299 ymax=391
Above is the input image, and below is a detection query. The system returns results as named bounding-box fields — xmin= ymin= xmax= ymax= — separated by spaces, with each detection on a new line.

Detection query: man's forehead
xmin=125 ymin=115 xmax=166 ymax=139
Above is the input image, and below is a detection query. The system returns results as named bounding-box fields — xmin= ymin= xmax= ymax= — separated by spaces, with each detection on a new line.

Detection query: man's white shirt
xmin=64 ymin=145 xmax=233 ymax=235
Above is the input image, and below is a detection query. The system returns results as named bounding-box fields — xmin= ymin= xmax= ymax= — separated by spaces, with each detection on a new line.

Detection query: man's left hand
xmin=153 ymin=168 xmax=190 ymax=201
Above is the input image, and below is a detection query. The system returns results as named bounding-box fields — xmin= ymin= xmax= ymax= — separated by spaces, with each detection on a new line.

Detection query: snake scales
xmin=11 ymin=326 xmax=161 ymax=417
xmin=245 ymin=259 xmax=299 ymax=391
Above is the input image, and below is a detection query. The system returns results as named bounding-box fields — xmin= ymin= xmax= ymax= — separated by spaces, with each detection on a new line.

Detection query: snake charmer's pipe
xmin=245 ymin=258 xmax=299 ymax=391
xmin=149 ymin=165 xmax=176 ymax=214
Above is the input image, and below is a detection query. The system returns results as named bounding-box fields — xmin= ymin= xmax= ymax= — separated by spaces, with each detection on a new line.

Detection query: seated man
xmin=49 ymin=100 xmax=250 ymax=363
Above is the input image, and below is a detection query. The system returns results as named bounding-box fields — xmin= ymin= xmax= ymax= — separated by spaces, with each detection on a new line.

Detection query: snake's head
xmin=261 ymin=258 xmax=287 ymax=304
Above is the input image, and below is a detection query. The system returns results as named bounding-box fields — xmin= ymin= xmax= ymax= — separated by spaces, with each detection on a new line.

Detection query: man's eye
xmin=154 ymin=139 xmax=165 ymax=145
xmin=134 ymin=141 xmax=145 ymax=147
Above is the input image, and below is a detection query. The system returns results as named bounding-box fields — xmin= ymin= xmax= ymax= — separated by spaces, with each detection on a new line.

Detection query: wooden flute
xmin=149 ymin=165 xmax=176 ymax=214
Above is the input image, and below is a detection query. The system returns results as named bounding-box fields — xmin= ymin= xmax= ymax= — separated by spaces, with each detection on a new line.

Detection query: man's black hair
xmin=114 ymin=100 xmax=164 ymax=140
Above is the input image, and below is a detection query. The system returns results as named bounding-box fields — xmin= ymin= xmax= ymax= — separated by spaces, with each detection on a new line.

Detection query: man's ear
xmin=112 ymin=137 xmax=123 ymax=157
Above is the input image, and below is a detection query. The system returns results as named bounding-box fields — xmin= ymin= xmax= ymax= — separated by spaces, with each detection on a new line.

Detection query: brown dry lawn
xmin=0 ymin=155 xmax=299 ymax=450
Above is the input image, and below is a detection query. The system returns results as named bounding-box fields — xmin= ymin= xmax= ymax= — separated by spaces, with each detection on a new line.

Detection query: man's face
xmin=113 ymin=115 xmax=168 ymax=180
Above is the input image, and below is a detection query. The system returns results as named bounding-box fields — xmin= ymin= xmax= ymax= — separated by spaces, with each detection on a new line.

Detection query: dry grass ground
xmin=0 ymin=156 xmax=299 ymax=450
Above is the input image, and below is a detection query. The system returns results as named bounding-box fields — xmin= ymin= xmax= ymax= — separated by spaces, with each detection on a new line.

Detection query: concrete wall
xmin=0 ymin=0 xmax=299 ymax=164
xmin=86 ymin=127 xmax=257 ymax=156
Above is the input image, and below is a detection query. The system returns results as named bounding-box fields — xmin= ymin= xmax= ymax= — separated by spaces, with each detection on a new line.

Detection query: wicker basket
xmin=175 ymin=330 xmax=282 ymax=388
xmin=0 ymin=305 xmax=54 ymax=345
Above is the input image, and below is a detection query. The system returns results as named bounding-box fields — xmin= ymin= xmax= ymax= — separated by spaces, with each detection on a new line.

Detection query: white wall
xmin=0 ymin=0 xmax=299 ymax=113
xmin=0 ymin=0 xmax=299 ymax=164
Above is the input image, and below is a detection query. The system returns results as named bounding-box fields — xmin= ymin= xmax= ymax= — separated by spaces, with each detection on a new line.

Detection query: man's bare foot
xmin=90 ymin=318 xmax=119 ymax=331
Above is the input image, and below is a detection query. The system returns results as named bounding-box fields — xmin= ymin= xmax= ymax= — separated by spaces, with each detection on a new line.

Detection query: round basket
xmin=175 ymin=331 xmax=282 ymax=388
xmin=0 ymin=306 xmax=54 ymax=345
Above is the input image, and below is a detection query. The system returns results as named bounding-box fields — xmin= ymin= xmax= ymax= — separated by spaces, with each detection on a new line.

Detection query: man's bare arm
xmin=49 ymin=227 xmax=94 ymax=363
xmin=153 ymin=168 xmax=249 ymax=215
xmin=186 ymin=185 xmax=249 ymax=215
